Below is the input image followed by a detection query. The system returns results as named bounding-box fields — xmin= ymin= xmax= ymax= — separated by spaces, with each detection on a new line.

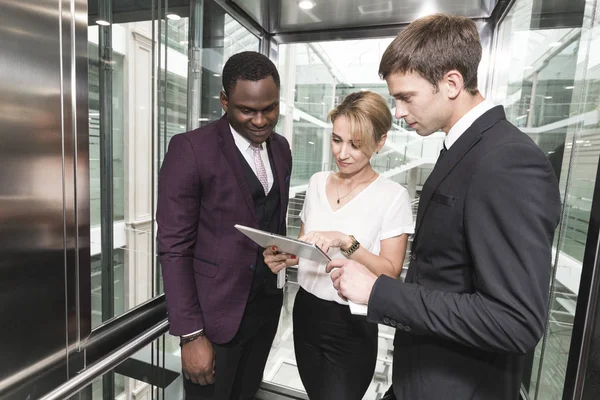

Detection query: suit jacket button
xmin=383 ymin=318 xmax=390 ymax=324
xmin=390 ymin=320 xmax=397 ymax=327
xmin=404 ymin=326 xmax=411 ymax=332
xmin=250 ymin=265 xmax=255 ymax=271
xmin=411 ymin=253 xmax=417 ymax=261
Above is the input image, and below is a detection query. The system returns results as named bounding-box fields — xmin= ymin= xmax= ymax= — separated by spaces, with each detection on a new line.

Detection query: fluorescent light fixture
xmin=213 ymin=73 xmax=220 ymax=77
xmin=166 ymin=13 xmax=181 ymax=20
xmin=96 ymin=20 xmax=110 ymax=26
xmin=198 ymin=117 xmax=209 ymax=121
xmin=544 ymin=96 xmax=553 ymax=99
xmin=298 ymin=0 xmax=316 ymax=10
xmin=565 ymin=86 xmax=574 ymax=89
xmin=308 ymin=141 xmax=315 ymax=145
xmin=548 ymin=41 xmax=562 ymax=48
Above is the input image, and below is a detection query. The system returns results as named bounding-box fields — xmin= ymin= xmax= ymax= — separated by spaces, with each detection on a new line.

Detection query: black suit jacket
xmin=367 ymin=106 xmax=561 ymax=399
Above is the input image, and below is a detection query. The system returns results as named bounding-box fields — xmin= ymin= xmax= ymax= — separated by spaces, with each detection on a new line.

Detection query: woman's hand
xmin=263 ymin=246 xmax=297 ymax=273
xmin=299 ymin=231 xmax=352 ymax=254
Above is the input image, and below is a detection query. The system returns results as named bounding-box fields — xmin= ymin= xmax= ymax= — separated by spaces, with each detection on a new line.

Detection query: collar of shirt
xmin=230 ymin=124 xmax=256 ymax=154
xmin=445 ymin=99 xmax=495 ymax=149
xmin=229 ymin=124 xmax=274 ymax=190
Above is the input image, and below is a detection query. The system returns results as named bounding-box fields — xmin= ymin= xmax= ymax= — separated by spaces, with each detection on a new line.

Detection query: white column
xmin=124 ymin=28 xmax=154 ymax=310
xmin=282 ymin=45 xmax=297 ymax=149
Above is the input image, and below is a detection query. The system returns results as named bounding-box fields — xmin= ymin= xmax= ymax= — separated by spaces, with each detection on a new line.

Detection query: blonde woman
xmin=264 ymin=91 xmax=414 ymax=400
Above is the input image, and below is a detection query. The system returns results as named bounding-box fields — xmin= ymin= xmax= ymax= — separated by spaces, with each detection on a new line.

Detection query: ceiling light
xmin=298 ymin=0 xmax=316 ymax=10
xmin=213 ymin=73 xmax=220 ymax=77
xmin=166 ymin=13 xmax=181 ymax=20
xmin=548 ymin=41 xmax=562 ymax=48
xmin=565 ymin=86 xmax=574 ymax=89
xmin=544 ymin=96 xmax=553 ymax=99
xmin=416 ymin=3 xmax=437 ymax=19
xmin=96 ymin=20 xmax=110 ymax=26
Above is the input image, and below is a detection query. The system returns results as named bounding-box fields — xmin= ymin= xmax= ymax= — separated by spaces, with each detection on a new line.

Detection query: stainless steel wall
xmin=0 ymin=0 xmax=89 ymax=397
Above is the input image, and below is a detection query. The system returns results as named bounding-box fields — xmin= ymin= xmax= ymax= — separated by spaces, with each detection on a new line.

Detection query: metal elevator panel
xmin=0 ymin=0 xmax=89 ymax=397
xmin=232 ymin=0 xmax=497 ymax=34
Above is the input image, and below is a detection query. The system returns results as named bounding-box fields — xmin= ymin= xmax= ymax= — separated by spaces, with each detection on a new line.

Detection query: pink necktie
xmin=251 ymin=143 xmax=269 ymax=195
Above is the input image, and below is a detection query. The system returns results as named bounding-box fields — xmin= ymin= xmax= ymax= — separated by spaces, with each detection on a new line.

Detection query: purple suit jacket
xmin=157 ymin=115 xmax=292 ymax=344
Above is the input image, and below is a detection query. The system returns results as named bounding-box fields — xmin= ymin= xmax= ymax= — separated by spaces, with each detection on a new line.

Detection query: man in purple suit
xmin=157 ymin=51 xmax=292 ymax=400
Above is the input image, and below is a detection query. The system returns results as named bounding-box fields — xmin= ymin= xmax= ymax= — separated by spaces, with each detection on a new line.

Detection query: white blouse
xmin=298 ymin=171 xmax=415 ymax=305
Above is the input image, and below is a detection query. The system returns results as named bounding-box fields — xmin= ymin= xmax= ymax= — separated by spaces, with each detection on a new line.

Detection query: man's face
xmin=220 ymin=76 xmax=280 ymax=144
xmin=386 ymin=71 xmax=451 ymax=136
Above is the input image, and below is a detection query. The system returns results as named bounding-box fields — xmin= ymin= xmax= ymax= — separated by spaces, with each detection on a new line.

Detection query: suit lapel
xmin=216 ymin=116 xmax=258 ymax=224
xmin=268 ymin=135 xmax=289 ymax=225
xmin=413 ymin=106 xmax=506 ymax=241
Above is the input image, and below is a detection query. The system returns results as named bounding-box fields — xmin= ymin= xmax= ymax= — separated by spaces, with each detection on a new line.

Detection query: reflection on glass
xmin=492 ymin=0 xmax=599 ymax=398
xmin=89 ymin=11 xmax=192 ymax=328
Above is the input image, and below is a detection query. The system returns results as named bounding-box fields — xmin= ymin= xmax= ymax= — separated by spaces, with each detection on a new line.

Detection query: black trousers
xmin=184 ymin=293 xmax=283 ymax=400
xmin=293 ymin=287 xmax=378 ymax=400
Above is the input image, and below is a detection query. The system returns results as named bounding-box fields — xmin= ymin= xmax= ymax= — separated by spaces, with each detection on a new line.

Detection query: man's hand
xmin=181 ymin=336 xmax=215 ymax=386
xmin=327 ymin=259 xmax=378 ymax=304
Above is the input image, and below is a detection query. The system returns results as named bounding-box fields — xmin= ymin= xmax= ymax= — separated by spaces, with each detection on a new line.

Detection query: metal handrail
xmin=38 ymin=320 xmax=169 ymax=400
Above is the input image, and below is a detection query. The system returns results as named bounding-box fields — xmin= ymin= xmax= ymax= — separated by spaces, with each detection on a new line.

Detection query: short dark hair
xmin=379 ymin=14 xmax=481 ymax=95
xmin=221 ymin=51 xmax=280 ymax=96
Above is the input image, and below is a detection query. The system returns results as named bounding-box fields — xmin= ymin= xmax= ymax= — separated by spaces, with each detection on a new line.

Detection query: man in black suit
xmin=328 ymin=14 xmax=561 ymax=400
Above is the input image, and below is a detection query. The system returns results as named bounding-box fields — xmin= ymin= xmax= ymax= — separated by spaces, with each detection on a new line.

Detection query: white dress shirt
xmin=298 ymin=171 xmax=414 ymax=305
xmin=445 ymin=99 xmax=495 ymax=149
xmin=230 ymin=125 xmax=274 ymax=192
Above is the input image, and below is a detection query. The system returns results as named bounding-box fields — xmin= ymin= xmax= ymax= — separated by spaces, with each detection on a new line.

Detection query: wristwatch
xmin=341 ymin=235 xmax=360 ymax=257
xmin=179 ymin=330 xmax=205 ymax=347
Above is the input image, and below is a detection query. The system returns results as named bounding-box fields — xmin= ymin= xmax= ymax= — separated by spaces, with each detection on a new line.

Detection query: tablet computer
xmin=235 ymin=224 xmax=331 ymax=264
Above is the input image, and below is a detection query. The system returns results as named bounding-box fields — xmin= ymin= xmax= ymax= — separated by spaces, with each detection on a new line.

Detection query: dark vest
xmin=236 ymin=144 xmax=282 ymax=301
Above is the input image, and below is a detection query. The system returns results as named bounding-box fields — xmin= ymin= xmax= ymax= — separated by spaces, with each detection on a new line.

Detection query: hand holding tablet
xmin=235 ymin=224 xmax=331 ymax=263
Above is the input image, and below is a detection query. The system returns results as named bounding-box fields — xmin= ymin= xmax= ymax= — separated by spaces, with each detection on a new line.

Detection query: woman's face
xmin=331 ymin=115 xmax=373 ymax=175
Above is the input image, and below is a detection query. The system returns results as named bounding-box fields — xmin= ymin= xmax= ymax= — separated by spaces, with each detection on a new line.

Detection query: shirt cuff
xmin=181 ymin=329 xmax=204 ymax=337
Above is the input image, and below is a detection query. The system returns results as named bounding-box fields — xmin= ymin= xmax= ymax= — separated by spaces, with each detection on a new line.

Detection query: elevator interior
xmin=1 ymin=0 xmax=600 ymax=399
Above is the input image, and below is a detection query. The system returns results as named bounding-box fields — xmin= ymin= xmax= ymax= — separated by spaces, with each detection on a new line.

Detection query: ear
xmin=443 ymin=70 xmax=464 ymax=100
xmin=220 ymin=90 xmax=229 ymax=112
xmin=376 ymin=133 xmax=387 ymax=153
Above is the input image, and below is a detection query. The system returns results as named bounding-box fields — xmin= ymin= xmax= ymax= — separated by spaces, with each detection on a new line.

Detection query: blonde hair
xmin=328 ymin=91 xmax=392 ymax=155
